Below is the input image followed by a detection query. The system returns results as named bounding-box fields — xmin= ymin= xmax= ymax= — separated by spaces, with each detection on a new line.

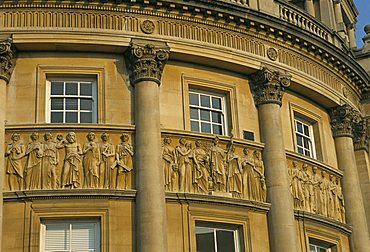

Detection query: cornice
xmin=0 ymin=0 xmax=368 ymax=95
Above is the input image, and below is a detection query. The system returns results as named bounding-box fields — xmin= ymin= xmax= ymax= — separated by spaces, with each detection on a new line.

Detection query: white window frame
xmin=309 ymin=238 xmax=335 ymax=252
xmin=195 ymin=221 xmax=241 ymax=252
xmin=294 ymin=117 xmax=316 ymax=159
xmin=40 ymin=218 xmax=100 ymax=252
xmin=189 ymin=89 xmax=228 ymax=136
xmin=45 ymin=76 xmax=97 ymax=124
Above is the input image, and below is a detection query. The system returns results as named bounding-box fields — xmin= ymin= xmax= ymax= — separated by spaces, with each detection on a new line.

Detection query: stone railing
xmin=161 ymin=132 xmax=266 ymax=202
xmin=286 ymin=154 xmax=345 ymax=223
xmin=4 ymin=127 xmax=134 ymax=192
xmin=277 ymin=0 xmax=332 ymax=42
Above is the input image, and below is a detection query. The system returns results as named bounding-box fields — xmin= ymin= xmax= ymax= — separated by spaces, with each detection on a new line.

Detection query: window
xmin=195 ymin=221 xmax=241 ymax=252
xmin=309 ymin=238 xmax=336 ymax=252
xmin=294 ymin=117 xmax=316 ymax=158
xmin=46 ymin=77 xmax=97 ymax=123
xmin=189 ymin=90 xmax=227 ymax=135
xmin=41 ymin=219 xmax=100 ymax=252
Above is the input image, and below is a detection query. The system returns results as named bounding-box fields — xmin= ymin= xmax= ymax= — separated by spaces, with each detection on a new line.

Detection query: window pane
xmin=212 ymin=97 xmax=221 ymax=109
xmin=200 ymin=109 xmax=210 ymax=121
xmin=51 ymin=112 xmax=63 ymax=123
xmin=190 ymin=108 xmax=199 ymax=120
xmin=45 ymin=223 xmax=70 ymax=251
xmin=200 ymin=95 xmax=211 ymax=108
xmin=304 ymin=125 xmax=310 ymax=136
xmin=304 ymin=149 xmax=311 ymax=157
xmin=66 ymin=98 xmax=78 ymax=110
xmin=66 ymin=82 xmax=78 ymax=95
xmin=81 ymin=99 xmax=93 ymax=111
xmin=81 ymin=112 xmax=93 ymax=123
xmin=191 ymin=121 xmax=200 ymax=132
xmin=303 ymin=138 xmax=310 ymax=149
xmin=51 ymin=98 xmax=64 ymax=110
xmin=80 ymin=83 xmax=92 ymax=96
xmin=189 ymin=93 xmax=199 ymax=106
xmin=66 ymin=112 xmax=78 ymax=123
xmin=298 ymin=147 xmax=304 ymax=154
xmin=71 ymin=222 xmax=96 ymax=250
xmin=196 ymin=227 xmax=215 ymax=252
xmin=212 ymin=112 xmax=222 ymax=123
xmin=51 ymin=82 xmax=64 ymax=95
xmin=296 ymin=121 xmax=303 ymax=133
xmin=297 ymin=135 xmax=303 ymax=146
xmin=201 ymin=122 xmax=211 ymax=133
xmin=216 ymin=230 xmax=236 ymax=252
xmin=310 ymin=245 xmax=316 ymax=252
xmin=213 ymin=125 xmax=222 ymax=135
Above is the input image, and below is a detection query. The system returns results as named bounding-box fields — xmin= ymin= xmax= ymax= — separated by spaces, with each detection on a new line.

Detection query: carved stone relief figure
xmin=24 ymin=132 xmax=43 ymax=190
xmin=328 ymin=174 xmax=336 ymax=219
xmin=112 ymin=134 xmax=133 ymax=189
xmin=208 ymin=137 xmax=227 ymax=192
xmin=240 ymin=147 xmax=257 ymax=200
xmin=5 ymin=133 xmax=25 ymax=191
xmin=290 ymin=161 xmax=305 ymax=210
xmin=192 ymin=140 xmax=209 ymax=194
xmin=176 ymin=138 xmax=193 ymax=192
xmin=253 ymin=150 xmax=266 ymax=202
xmin=99 ymin=132 xmax=115 ymax=189
xmin=42 ymin=132 xmax=59 ymax=189
xmin=82 ymin=132 xmax=101 ymax=188
xmin=162 ymin=137 xmax=177 ymax=191
xmin=319 ymin=171 xmax=329 ymax=216
xmin=311 ymin=166 xmax=321 ymax=214
xmin=226 ymin=144 xmax=242 ymax=198
xmin=301 ymin=164 xmax=313 ymax=212
xmin=59 ymin=132 xmax=82 ymax=189
xmin=335 ymin=177 xmax=346 ymax=222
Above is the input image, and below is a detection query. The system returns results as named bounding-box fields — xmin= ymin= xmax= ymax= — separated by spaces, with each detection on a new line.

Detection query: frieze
xmin=4 ymin=131 xmax=134 ymax=191
xmin=162 ymin=135 xmax=266 ymax=202
xmin=287 ymin=159 xmax=346 ymax=223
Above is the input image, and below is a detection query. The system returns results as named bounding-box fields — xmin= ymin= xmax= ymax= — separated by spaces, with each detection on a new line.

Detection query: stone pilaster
xmin=330 ymin=105 xmax=370 ymax=252
xmin=250 ymin=67 xmax=299 ymax=252
xmin=0 ymin=36 xmax=16 ymax=252
xmin=126 ymin=40 xmax=170 ymax=252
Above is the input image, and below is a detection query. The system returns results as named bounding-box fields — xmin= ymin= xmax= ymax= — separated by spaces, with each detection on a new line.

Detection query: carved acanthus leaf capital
xmin=0 ymin=37 xmax=16 ymax=83
xmin=353 ymin=118 xmax=369 ymax=152
xmin=126 ymin=40 xmax=170 ymax=85
xmin=329 ymin=104 xmax=360 ymax=138
xmin=249 ymin=66 xmax=291 ymax=107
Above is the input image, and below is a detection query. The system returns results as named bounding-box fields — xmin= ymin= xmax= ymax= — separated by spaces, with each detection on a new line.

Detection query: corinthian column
xmin=250 ymin=66 xmax=299 ymax=252
xmin=0 ymin=36 xmax=16 ymax=251
xmin=126 ymin=40 xmax=170 ymax=252
xmin=330 ymin=105 xmax=370 ymax=252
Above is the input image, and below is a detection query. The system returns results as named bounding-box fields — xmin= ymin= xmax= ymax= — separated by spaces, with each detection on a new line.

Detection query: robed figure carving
xmin=59 ymin=132 xmax=82 ymax=189
xmin=253 ymin=150 xmax=266 ymax=202
xmin=24 ymin=132 xmax=43 ymax=190
xmin=176 ymin=138 xmax=193 ymax=192
xmin=162 ymin=137 xmax=178 ymax=191
xmin=209 ymin=137 xmax=227 ymax=192
xmin=192 ymin=140 xmax=210 ymax=194
xmin=240 ymin=147 xmax=257 ymax=200
xmin=83 ymin=132 xmax=101 ymax=188
xmin=42 ymin=132 xmax=59 ymax=189
xmin=112 ymin=134 xmax=133 ymax=189
xmin=5 ymin=133 xmax=25 ymax=191
xmin=99 ymin=133 xmax=115 ymax=189
xmin=227 ymin=144 xmax=242 ymax=198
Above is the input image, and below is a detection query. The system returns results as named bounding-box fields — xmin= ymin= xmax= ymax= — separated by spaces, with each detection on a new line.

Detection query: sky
xmin=354 ymin=0 xmax=370 ymax=47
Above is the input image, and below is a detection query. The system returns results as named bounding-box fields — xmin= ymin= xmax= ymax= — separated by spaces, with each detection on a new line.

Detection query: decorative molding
xmin=353 ymin=117 xmax=369 ymax=152
xmin=249 ymin=66 xmax=291 ymax=107
xmin=0 ymin=36 xmax=16 ymax=83
xmin=140 ymin=19 xmax=155 ymax=34
xmin=267 ymin=47 xmax=278 ymax=61
xmin=126 ymin=40 xmax=170 ymax=85
xmin=329 ymin=104 xmax=360 ymax=138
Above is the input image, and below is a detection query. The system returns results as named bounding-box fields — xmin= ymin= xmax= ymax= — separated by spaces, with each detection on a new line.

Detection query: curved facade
xmin=0 ymin=0 xmax=369 ymax=251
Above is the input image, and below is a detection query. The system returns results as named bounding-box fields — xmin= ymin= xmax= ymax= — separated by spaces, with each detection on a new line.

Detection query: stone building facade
xmin=0 ymin=0 xmax=369 ymax=251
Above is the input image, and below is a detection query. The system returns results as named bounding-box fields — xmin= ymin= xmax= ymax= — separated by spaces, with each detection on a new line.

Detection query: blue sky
xmin=354 ymin=0 xmax=370 ymax=47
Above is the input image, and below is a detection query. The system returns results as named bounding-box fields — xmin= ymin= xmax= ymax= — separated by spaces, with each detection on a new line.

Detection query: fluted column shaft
xmin=330 ymin=105 xmax=370 ymax=252
xmin=250 ymin=67 xmax=299 ymax=252
xmin=0 ymin=36 xmax=16 ymax=251
xmin=126 ymin=40 xmax=170 ymax=252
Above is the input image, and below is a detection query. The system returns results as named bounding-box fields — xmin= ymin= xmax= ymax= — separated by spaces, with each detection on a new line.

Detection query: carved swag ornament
xmin=0 ymin=37 xmax=16 ymax=83
xmin=329 ymin=104 xmax=360 ymax=138
xmin=126 ymin=41 xmax=170 ymax=85
xmin=249 ymin=66 xmax=291 ymax=107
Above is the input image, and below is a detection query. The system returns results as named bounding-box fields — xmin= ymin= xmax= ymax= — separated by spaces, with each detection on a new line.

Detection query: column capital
xmin=249 ymin=66 xmax=291 ymax=107
xmin=0 ymin=36 xmax=16 ymax=84
xmin=353 ymin=118 xmax=369 ymax=152
xmin=126 ymin=39 xmax=170 ymax=85
xmin=329 ymin=104 xmax=360 ymax=138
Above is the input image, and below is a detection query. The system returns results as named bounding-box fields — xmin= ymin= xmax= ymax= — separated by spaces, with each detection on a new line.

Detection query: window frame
xmin=45 ymin=76 xmax=98 ymax=124
xmin=189 ymin=89 xmax=228 ymax=136
xmin=294 ymin=116 xmax=317 ymax=159
xmin=40 ymin=218 xmax=101 ymax=252
xmin=309 ymin=237 xmax=336 ymax=252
